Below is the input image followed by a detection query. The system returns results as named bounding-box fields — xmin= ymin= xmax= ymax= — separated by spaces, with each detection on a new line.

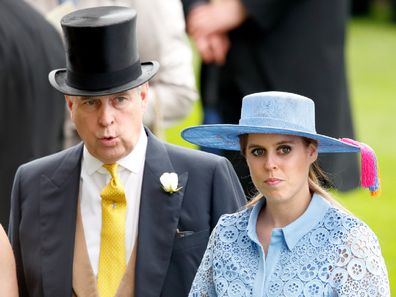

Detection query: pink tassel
xmin=340 ymin=138 xmax=381 ymax=197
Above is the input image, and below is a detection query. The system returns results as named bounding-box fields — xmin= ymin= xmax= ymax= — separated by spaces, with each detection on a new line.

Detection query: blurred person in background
xmin=25 ymin=0 xmax=197 ymax=144
xmin=0 ymin=0 xmax=65 ymax=230
xmin=182 ymin=0 xmax=360 ymax=196
xmin=0 ymin=225 xmax=18 ymax=297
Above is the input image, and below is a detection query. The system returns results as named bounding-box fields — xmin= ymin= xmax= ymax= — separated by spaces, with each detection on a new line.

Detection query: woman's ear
xmin=308 ymin=143 xmax=318 ymax=163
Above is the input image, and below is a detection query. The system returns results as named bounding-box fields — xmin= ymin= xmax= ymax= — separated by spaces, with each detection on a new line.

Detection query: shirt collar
xmin=82 ymin=125 xmax=148 ymax=175
xmin=282 ymin=193 xmax=330 ymax=250
xmin=247 ymin=193 xmax=331 ymax=250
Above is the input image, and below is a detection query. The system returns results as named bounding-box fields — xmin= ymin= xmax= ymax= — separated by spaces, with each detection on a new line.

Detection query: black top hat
xmin=49 ymin=6 xmax=159 ymax=96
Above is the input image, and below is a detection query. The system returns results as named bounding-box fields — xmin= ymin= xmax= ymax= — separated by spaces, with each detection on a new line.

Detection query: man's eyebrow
xmin=112 ymin=92 xmax=130 ymax=97
xmin=79 ymin=96 xmax=98 ymax=101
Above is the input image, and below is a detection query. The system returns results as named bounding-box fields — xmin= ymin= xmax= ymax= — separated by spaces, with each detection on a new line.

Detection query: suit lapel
xmin=40 ymin=144 xmax=83 ymax=297
xmin=135 ymin=131 xmax=188 ymax=297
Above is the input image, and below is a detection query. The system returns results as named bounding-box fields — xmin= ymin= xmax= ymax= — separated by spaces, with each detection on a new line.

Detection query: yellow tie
xmin=97 ymin=163 xmax=127 ymax=297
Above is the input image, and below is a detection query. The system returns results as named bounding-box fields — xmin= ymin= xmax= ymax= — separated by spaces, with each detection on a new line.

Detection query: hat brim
xmin=182 ymin=125 xmax=360 ymax=153
xmin=48 ymin=61 xmax=159 ymax=96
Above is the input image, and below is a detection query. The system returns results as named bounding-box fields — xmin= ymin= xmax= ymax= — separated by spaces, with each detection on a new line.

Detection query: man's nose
xmin=98 ymin=100 xmax=115 ymax=127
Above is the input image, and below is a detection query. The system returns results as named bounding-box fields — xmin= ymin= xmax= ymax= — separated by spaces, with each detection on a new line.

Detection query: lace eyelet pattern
xmin=189 ymin=205 xmax=390 ymax=297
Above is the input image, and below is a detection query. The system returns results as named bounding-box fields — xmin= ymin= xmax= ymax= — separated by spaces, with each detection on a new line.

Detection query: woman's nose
xmin=264 ymin=153 xmax=278 ymax=170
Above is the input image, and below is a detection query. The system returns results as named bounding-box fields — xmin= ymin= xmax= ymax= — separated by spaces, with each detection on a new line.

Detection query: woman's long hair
xmin=239 ymin=134 xmax=347 ymax=210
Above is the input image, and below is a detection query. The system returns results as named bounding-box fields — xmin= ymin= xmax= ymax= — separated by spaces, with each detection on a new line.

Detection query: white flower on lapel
xmin=160 ymin=172 xmax=182 ymax=194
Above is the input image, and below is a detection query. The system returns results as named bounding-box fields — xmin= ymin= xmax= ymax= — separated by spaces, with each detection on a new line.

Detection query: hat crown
xmin=62 ymin=6 xmax=135 ymax=27
xmin=239 ymin=92 xmax=316 ymax=133
xmin=61 ymin=6 xmax=141 ymax=91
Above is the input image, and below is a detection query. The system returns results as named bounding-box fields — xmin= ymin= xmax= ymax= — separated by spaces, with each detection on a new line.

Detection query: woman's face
xmin=244 ymin=134 xmax=317 ymax=205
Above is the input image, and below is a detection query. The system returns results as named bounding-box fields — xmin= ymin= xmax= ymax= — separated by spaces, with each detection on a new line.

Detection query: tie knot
xmin=103 ymin=163 xmax=118 ymax=179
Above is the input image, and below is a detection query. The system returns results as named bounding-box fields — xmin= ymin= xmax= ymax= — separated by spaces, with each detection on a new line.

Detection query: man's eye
xmin=116 ymin=96 xmax=127 ymax=102
xmin=113 ymin=96 xmax=129 ymax=107
xmin=83 ymin=99 xmax=97 ymax=106
xmin=278 ymin=146 xmax=291 ymax=154
xmin=251 ymin=148 xmax=264 ymax=157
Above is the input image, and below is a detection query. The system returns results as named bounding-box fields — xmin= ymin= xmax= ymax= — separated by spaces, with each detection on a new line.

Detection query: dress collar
xmin=82 ymin=125 xmax=148 ymax=175
xmin=247 ymin=193 xmax=331 ymax=250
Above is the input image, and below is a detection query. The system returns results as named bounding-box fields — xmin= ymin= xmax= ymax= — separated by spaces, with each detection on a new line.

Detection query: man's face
xmin=65 ymin=84 xmax=148 ymax=164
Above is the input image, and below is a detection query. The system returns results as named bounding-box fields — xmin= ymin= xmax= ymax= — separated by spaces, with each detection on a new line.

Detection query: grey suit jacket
xmin=9 ymin=129 xmax=245 ymax=297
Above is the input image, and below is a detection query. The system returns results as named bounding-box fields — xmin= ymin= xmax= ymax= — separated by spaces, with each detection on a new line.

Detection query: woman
xmin=182 ymin=92 xmax=389 ymax=296
xmin=0 ymin=225 xmax=18 ymax=297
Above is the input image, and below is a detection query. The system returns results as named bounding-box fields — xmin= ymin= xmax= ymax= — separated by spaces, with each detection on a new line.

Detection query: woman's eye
xmin=251 ymin=148 xmax=264 ymax=157
xmin=278 ymin=145 xmax=291 ymax=154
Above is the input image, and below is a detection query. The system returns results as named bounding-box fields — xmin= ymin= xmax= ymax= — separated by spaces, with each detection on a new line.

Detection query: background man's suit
xmin=9 ymin=129 xmax=245 ymax=297
xmin=0 ymin=0 xmax=65 ymax=229
xmin=182 ymin=0 xmax=359 ymax=193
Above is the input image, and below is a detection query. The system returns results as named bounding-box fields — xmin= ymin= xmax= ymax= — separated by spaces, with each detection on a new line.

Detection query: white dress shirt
xmin=79 ymin=127 xmax=147 ymax=275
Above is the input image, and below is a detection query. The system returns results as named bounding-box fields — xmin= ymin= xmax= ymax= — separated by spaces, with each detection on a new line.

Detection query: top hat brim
xmin=182 ymin=124 xmax=360 ymax=153
xmin=48 ymin=61 xmax=159 ymax=96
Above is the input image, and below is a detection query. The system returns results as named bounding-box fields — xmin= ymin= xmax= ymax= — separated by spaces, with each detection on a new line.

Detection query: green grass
xmin=165 ymin=18 xmax=396 ymax=292
xmin=338 ymin=18 xmax=396 ymax=292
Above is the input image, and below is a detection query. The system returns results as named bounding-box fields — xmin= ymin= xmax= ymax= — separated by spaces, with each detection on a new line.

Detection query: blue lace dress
xmin=189 ymin=194 xmax=390 ymax=296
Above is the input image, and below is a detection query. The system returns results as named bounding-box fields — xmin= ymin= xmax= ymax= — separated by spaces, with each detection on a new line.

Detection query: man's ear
xmin=139 ymin=82 xmax=149 ymax=108
xmin=140 ymin=82 xmax=149 ymax=98
xmin=65 ymin=95 xmax=73 ymax=111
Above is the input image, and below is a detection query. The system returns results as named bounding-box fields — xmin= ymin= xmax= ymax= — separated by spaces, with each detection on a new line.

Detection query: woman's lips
xmin=264 ymin=178 xmax=282 ymax=186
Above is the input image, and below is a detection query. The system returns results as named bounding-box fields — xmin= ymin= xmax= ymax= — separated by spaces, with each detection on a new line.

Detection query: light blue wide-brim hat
xmin=182 ymin=91 xmax=360 ymax=153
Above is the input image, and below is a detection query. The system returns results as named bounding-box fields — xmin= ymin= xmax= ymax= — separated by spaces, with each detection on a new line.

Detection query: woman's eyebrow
xmin=247 ymin=140 xmax=295 ymax=149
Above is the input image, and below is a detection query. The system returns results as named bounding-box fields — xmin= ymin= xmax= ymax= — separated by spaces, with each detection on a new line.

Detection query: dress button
xmin=227 ymin=279 xmax=247 ymax=297
xmin=283 ymin=279 xmax=303 ymax=297
xmin=324 ymin=211 xmax=342 ymax=230
xmin=350 ymin=237 xmax=369 ymax=258
xmin=329 ymin=267 xmax=348 ymax=287
xmin=347 ymin=258 xmax=366 ymax=281
xmin=220 ymin=215 xmax=238 ymax=226
xmin=329 ymin=226 xmax=348 ymax=244
xmin=310 ymin=228 xmax=329 ymax=247
xmin=366 ymin=255 xmax=381 ymax=275
xmin=215 ymin=277 xmax=228 ymax=296
xmin=267 ymin=278 xmax=283 ymax=297
xmin=303 ymin=279 xmax=324 ymax=297
xmin=219 ymin=226 xmax=239 ymax=243
xmin=298 ymin=262 xmax=318 ymax=281
xmin=335 ymin=245 xmax=352 ymax=267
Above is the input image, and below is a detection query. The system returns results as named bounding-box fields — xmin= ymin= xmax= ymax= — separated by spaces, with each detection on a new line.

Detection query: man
xmin=0 ymin=0 xmax=65 ymax=230
xmin=9 ymin=7 xmax=245 ymax=297
xmin=25 ymin=0 xmax=197 ymax=142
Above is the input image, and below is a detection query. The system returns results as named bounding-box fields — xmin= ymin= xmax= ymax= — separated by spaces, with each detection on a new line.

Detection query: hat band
xmin=239 ymin=117 xmax=316 ymax=134
xmin=66 ymin=60 xmax=142 ymax=91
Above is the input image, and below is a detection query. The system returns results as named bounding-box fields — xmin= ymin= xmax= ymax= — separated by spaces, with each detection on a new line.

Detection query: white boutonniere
xmin=160 ymin=172 xmax=182 ymax=194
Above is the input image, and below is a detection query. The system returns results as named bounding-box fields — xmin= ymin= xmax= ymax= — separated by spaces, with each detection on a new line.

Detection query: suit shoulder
xmin=18 ymin=144 xmax=82 ymax=175
xmin=165 ymin=142 xmax=228 ymax=164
